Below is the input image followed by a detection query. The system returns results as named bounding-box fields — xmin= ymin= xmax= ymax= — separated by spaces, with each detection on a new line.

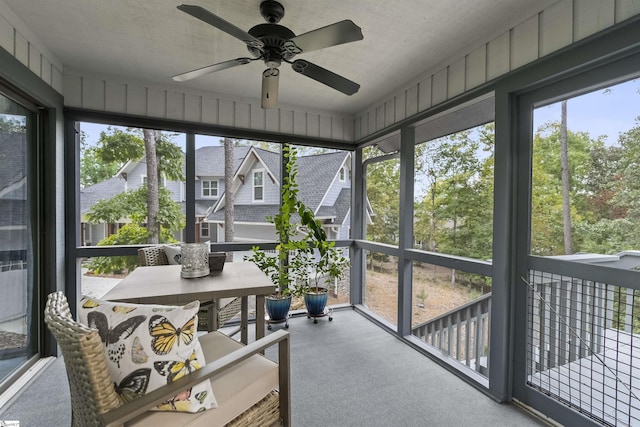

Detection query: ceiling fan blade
xmin=261 ymin=68 xmax=280 ymax=109
xmin=177 ymin=5 xmax=264 ymax=49
xmin=291 ymin=60 xmax=360 ymax=95
xmin=285 ymin=20 xmax=363 ymax=54
xmin=172 ymin=58 xmax=253 ymax=82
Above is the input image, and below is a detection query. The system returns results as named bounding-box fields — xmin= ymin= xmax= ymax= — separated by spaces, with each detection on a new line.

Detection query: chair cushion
xmin=79 ymin=297 xmax=217 ymax=413
xmin=126 ymin=332 xmax=279 ymax=427
xmin=163 ymin=245 xmax=182 ymax=265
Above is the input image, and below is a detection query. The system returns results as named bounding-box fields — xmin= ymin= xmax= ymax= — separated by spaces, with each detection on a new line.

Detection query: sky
xmin=533 ymin=78 xmax=639 ymax=145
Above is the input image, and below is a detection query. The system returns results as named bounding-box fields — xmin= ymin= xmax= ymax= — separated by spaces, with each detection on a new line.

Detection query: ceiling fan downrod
xmin=260 ymin=0 xmax=285 ymax=24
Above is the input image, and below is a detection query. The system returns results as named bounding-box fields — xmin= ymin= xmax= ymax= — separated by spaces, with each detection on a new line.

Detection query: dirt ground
xmin=291 ymin=259 xmax=487 ymax=327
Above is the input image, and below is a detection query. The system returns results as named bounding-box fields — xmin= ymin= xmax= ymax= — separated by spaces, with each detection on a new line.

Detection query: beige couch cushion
xmin=126 ymin=331 xmax=279 ymax=427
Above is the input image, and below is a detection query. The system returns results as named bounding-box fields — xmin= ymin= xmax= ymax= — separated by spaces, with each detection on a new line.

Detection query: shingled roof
xmin=207 ymin=204 xmax=281 ymax=223
xmin=315 ymin=187 xmax=351 ymax=224
xmin=80 ymin=176 xmax=126 ymax=214
xmin=194 ymin=145 xmax=250 ymax=176
xmin=297 ymin=151 xmax=348 ymax=212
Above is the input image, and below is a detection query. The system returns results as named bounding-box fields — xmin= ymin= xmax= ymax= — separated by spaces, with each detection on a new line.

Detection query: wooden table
xmin=102 ymin=262 xmax=274 ymax=344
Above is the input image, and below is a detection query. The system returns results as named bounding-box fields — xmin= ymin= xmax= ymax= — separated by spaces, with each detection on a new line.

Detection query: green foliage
xmin=80 ymin=132 xmax=120 ymax=187
xmin=365 ymin=154 xmax=400 ymax=244
xmin=414 ymin=124 xmax=494 ymax=260
xmin=83 ymin=127 xmax=185 ymax=261
xmin=531 ymin=116 xmax=640 ymax=256
xmin=89 ymin=127 xmax=184 ymax=182
xmin=96 ymin=127 xmax=145 ymax=163
xmin=87 ymin=187 xmax=184 ymax=232
xmin=87 ymin=224 xmax=146 ymax=274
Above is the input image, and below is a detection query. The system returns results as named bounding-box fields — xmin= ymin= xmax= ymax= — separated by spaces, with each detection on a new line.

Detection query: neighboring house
xmin=80 ymin=146 xmax=367 ymax=245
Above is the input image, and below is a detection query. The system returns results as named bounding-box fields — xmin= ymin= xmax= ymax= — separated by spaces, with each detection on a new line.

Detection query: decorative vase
xmin=180 ymin=243 xmax=209 ymax=278
xmin=304 ymin=287 xmax=328 ymax=316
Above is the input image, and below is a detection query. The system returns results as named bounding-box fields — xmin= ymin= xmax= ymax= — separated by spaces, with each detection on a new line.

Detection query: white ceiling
xmin=4 ymin=0 xmax=557 ymax=115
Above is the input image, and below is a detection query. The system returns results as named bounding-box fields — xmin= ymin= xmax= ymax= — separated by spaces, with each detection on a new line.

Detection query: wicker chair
xmin=44 ymin=291 xmax=290 ymax=427
xmin=137 ymin=246 xmax=242 ymax=331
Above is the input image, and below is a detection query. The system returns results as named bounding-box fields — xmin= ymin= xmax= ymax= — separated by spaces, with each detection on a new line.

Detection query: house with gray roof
xmin=80 ymin=146 xmax=361 ymax=245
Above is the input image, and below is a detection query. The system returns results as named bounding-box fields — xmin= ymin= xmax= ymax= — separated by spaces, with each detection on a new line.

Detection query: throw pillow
xmin=163 ymin=245 xmax=182 ymax=265
xmin=79 ymin=297 xmax=217 ymax=413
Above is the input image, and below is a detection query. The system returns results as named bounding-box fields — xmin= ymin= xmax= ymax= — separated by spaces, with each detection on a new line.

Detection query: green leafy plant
xmin=244 ymin=144 xmax=349 ymax=297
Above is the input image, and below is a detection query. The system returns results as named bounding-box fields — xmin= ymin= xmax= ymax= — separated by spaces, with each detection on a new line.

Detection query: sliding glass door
xmin=0 ymin=91 xmax=39 ymax=386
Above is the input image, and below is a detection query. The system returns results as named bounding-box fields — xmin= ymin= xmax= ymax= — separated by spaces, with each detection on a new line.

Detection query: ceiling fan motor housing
xmin=247 ymin=23 xmax=297 ymax=66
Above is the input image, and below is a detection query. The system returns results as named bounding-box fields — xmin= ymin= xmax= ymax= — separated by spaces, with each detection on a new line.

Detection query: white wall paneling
xmin=574 ymin=0 xmax=615 ymax=41
xmin=0 ymin=15 xmax=11 ymax=53
xmin=539 ymin=1 xmax=574 ymax=57
xmin=1 ymin=0 xmax=637 ymax=142
xmin=105 ymin=80 xmax=126 ymax=114
xmin=615 ymin=0 xmax=640 ymax=22
xmin=354 ymin=0 xmax=640 ymax=141
xmin=184 ymin=93 xmax=202 ymax=124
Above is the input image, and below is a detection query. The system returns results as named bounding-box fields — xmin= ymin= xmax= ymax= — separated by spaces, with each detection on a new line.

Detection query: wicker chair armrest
xmin=101 ymin=329 xmax=291 ymax=427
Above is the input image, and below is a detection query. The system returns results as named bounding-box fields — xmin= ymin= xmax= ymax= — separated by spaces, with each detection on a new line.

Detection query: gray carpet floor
xmin=0 ymin=309 xmax=546 ymax=426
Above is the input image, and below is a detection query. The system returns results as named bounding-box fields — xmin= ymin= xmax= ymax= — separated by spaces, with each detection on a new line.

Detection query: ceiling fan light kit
xmin=173 ymin=1 xmax=363 ymax=109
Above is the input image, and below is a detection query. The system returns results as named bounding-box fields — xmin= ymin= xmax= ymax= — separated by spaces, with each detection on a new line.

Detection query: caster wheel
xmin=329 ymin=316 xmax=333 ymax=321
xmin=314 ymin=319 xmax=318 ymax=324
xmin=267 ymin=324 xmax=272 ymax=330
xmin=285 ymin=323 xmax=289 ymax=329
xmin=307 ymin=315 xmax=310 ymax=319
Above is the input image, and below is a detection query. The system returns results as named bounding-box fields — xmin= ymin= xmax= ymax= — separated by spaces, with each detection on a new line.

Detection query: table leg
xmin=241 ymin=296 xmax=249 ymax=344
xmin=256 ymin=295 xmax=265 ymax=341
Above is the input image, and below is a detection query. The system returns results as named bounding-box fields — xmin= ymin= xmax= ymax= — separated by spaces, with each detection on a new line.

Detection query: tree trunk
xmin=143 ymin=129 xmax=160 ymax=244
xmin=560 ymin=100 xmax=573 ymax=254
xmin=224 ymin=138 xmax=235 ymax=261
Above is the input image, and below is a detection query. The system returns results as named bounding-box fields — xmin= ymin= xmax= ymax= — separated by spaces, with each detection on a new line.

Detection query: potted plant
xmin=292 ymin=235 xmax=349 ymax=320
xmin=244 ymin=144 xmax=319 ymax=326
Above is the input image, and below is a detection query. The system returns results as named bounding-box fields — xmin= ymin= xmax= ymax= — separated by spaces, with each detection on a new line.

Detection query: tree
xmin=530 ymin=122 xmax=594 ymax=255
xmin=83 ymin=127 xmax=185 ymax=273
xmin=560 ymin=100 xmax=573 ymax=254
xmin=80 ymin=132 xmax=119 ymax=187
xmin=143 ymin=129 xmax=160 ymax=244
xmin=224 ymin=137 xmax=235 ymax=261
xmin=414 ymin=124 xmax=494 ymax=260
xmin=364 ymin=152 xmax=400 ymax=245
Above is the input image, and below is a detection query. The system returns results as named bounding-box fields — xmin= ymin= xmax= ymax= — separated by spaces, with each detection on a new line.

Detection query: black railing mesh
xmin=526 ymin=271 xmax=640 ymax=426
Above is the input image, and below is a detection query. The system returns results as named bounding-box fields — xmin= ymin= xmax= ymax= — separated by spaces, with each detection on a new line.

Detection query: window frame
xmin=201 ymin=179 xmax=218 ymax=198
xmin=253 ymin=169 xmax=264 ymax=202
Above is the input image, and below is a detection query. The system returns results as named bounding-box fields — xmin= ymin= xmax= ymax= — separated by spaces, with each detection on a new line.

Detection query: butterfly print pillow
xmin=79 ymin=297 xmax=216 ymax=413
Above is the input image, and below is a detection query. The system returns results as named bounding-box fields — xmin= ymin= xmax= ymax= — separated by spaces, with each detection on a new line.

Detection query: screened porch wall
xmin=3 ymin=1 xmax=639 ymax=143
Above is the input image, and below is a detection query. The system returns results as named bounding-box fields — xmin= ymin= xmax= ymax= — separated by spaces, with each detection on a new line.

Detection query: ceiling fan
xmin=173 ymin=1 xmax=364 ymax=108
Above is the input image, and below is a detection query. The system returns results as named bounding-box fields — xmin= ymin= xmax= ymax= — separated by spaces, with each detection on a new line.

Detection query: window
xmin=530 ymin=78 xmax=640 ymax=256
xmin=413 ymin=122 xmax=495 ymax=259
xmin=0 ymin=90 xmax=40 ymax=385
xmin=202 ymin=180 xmax=218 ymax=197
xmin=339 ymin=167 xmax=346 ymax=181
xmin=201 ymin=222 xmax=210 ymax=238
xmin=253 ymin=170 xmax=264 ymax=202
